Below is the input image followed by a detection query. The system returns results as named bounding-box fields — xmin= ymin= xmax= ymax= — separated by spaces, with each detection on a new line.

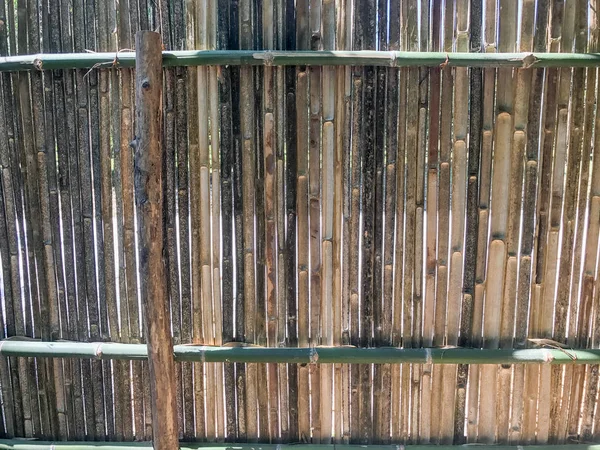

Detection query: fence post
xmin=134 ymin=30 xmax=179 ymax=449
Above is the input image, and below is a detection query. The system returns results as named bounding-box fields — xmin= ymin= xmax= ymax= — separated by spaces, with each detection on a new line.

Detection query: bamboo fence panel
xmin=1 ymin=0 xmax=600 ymax=446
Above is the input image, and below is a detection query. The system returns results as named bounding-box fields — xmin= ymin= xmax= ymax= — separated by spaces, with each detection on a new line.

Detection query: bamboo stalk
xmin=348 ymin=68 xmax=362 ymax=445
xmin=238 ymin=1 xmax=258 ymax=441
xmin=4 ymin=51 xmax=600 ymax=72
xmin=6 ymin=442 xmax=600 ymax=450
xmin=580 ymin=0 xmax=600 ymax=443
xmin=296 ymin=68 xmax=310 ymax=443
xmin=474 ymin=0 xmax=499 ymax=443
xmin=285 ymin=0 xmax=298 ymax=440
xmin=308 ymin=0 xmax=323 ymax=442
xmin=320 ymin=0 xmax=335 ymax=444
xmin=0 ymin=1 xmax=22 ymax=438
xmin=431 ymin=1 xmax=454 ymax=443
xmin=532 ymin=2 xmax=563 ymax=443
xmin=217 ymin=0 xmax=236 ymax=441
xmin=547 ymin=2 xmax=575 ymax=443
xmin=2 ymin=341 xmax=599 ymax=364
xmin=262 ymin=2 xmax=279 ymax=443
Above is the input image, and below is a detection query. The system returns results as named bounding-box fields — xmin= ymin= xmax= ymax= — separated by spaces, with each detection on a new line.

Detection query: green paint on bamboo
xmin=3 ymin=51 xmax=600 ymax=71
xmin=0 ymin=340 xmax=598 ymax=364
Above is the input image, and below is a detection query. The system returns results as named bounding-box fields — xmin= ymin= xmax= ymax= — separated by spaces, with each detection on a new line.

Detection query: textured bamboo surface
xmin=1 ymin=0 xmax=600 ymax=446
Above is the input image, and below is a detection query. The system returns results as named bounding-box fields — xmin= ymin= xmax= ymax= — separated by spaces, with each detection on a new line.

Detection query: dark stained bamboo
xmin=357 ymin=0 xmax=376 ymax=444
xmin=134 ymin=30 xmax=179 ymax=450
xmin=0 ymin=2 xmax=21 ymax=437
xmin=285 ymin=0 xmax=298 ymax=440
xmin=376 ymin=0 xmax=398 ymax=443
xmin=118 ymin=0 xmax=144 ymax=437
xmin=55 ymin=2 xmax=80 ymax=436
xmin=86 ymin=0 xmax=110 ymax=436
xmin=218 ymin=0 xmax=236 ymax=440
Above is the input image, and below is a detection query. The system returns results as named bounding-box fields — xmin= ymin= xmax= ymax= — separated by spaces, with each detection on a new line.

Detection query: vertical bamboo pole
xmin=56 ymin=1 xmax=79 ymax=437
xmin=377 ymin=0 xmax=398 ymax=444
xmin=134 ymin=30 xmax=179 ymax=450
xmin=357 ymin=0 xmax=376 ymax=444
xmin=85 ymin=0 xmax=110 ymax=435
xmin=430 ymin=1 xmax=452 ymax=441
xmin=285 ymin=0 xmax=299 ymax=440
xmin=530 ymin=2 xmax=561 ymax=444
xmin=554 ymin=1 xmax=588 ymax=443
xmin=580 ymin=0 xmax=600 ymax=441
xmin=320 ymin=0 xmax=335 ymax=444
xmin=502 ymin=1 xmax=541 ymax=442
xmin=276 ymin=0 xmax=290 ymax=443
xmin=239 ymin=0 xmax=258 ymax=441
xmin=475 ymin=0 xmax=499 ymax=442
xmin=0 ymin=9 xmax=22 ymax=432
xmin=0 ymin=15 xmax=17 ymax=435
xmin=372 ymin=0 xmax=387 ymax=443
xmin=261 ymin=0 xmax=279 ymax=443
xmin=338 ymin=0 xmax=352 ymax=443
xmin=217 ymin=0 xmax=235 ymax=440
xmin=119 ymin=0 xmax=145 ymax=437
xmin=459 ymin=0 xmax=481 ymax=444
xmin=8 ymin=0 xmax=30 ymax=436
xmin=391 ymin=1 xmax=406 ymax=441
xmin=546 ymin=2 xmax=574 ymax=443
xmin=421 ymin=0 xmax=440 ymax=441
xmin=68 ymin=1 xmax=88 ymax=438
xmin=349 ymin=0 xmax=363 ymax=436
xmin=307 ymin=0 xmax=323 ymax=442
xmin=232 ymin=0 xmax=246 ymax=439
xmin=209 ymin=2 xmax=225 ymax=440
xmin=253 ymin=1 xmax=269 ymax=440
xmin=197 ymin=0 xmax=218 ymax=440
xmin=296 ymin=67 xmax=310 ymax=443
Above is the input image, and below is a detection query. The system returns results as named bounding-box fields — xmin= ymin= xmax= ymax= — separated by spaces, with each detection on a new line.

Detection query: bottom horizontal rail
xmin=0 ymin=340 xmax=598 ymax=364
xmin=2 ymin=442 xmax=600 ymax=450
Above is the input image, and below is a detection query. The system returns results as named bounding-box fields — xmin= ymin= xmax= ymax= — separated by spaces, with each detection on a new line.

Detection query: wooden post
xmin=134 ymin=30 xmax=179 ymax=450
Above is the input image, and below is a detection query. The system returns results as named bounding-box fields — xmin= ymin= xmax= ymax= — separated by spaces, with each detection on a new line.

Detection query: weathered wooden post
xmin=134 ymin=30 xmax=179 ymax=449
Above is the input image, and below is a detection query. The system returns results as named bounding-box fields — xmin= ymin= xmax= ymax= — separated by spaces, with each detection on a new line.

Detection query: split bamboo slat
xmin=2 ymin=0 xmax=600 ymax=447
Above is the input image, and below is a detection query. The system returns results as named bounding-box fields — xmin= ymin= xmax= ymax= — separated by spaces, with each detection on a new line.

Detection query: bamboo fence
xmin=1 ymin=0 xmax=600 ymax=447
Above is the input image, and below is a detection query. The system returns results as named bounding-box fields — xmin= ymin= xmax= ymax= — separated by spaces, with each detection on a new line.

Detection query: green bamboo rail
xmin=0 ymin=340 xmax=597 ymax=364
xmin=2 ymin=443 xmax=600 ymax=450
xmin=3 ymin=51 xmax=600 ymax=71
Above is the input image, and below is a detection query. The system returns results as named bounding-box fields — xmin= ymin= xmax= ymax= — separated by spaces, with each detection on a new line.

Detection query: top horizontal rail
xmin=2 ymin=50 xmax=600 ymax=71
xmin=0 ymin=340 xmax=596 ymax=364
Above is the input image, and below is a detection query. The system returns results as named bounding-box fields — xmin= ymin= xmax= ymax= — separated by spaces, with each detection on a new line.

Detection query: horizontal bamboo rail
xmin=3 ymin=51 xmax=600 ymax=71
xmin=1 ymin=443 xmax=600 ymax=450
xmin=0 ymin=340 xmax=595 ymax=364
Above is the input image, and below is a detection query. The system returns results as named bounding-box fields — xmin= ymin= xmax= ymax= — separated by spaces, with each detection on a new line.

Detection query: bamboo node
xmin=425 ymin=348 xmax=433 ymax=364
xmin=254 ymin=51 xmax=274 ymax=66
xmin=521 ymin=53 xmax=538 ymax=69
xmin=309 ymin=347 xmax=319 ymax=363
xmin=440 ymin=53 xmax=450 ymax=68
